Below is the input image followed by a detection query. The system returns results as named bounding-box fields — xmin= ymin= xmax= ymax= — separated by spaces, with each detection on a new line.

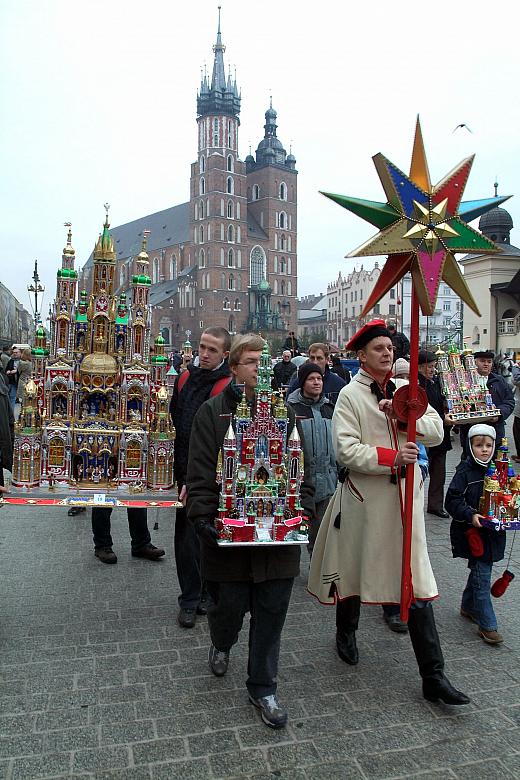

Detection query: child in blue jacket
xmin=445 ymin=424 xmax=506 ymax=645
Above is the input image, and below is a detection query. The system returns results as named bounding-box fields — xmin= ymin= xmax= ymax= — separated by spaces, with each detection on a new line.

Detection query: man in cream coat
xmin=308 ymin=320 xmax=469 ymax=706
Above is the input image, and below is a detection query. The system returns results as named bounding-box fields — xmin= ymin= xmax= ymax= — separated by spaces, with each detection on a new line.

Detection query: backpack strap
xmin=177 ymin=370 xmax=190 ymax=393
xmin=210 ymin=376 xmax=232 ymax=397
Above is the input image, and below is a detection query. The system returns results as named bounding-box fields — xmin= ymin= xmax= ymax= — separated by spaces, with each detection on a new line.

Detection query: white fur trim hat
xmin=468 ymin=424 xmax=496 ymax=441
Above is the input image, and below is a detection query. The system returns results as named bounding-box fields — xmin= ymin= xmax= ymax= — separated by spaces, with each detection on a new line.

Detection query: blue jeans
xmin=461 ymin=558 xmax=497 ymax=631
xmin=8 ymin=383 xmax=17 ymax=409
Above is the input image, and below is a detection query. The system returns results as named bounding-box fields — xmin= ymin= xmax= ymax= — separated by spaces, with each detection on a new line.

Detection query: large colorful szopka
xmin=12 ymin=212 xmax=175 ymax=491
xmin=215 ymin=343 xmax=308 ymax=545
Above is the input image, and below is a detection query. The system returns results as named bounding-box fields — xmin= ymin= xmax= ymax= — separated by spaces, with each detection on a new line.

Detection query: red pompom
xmin=466 ymin=527 xmax=484 ymax=558
xmin=491 ymin=570 xmax=515 ymax=598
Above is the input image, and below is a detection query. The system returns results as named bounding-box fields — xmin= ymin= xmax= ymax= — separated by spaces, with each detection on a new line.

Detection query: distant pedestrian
xmin=330 ymin=355 xmax=350 ymax=383
xmin=283 ymin=331 xmax=300 ymax=357
xmin=286 ymin=343 xmax=347 ymax=406
xmin=17 ymin=349 xmax=33 ymax=401
xmin=387 ymin=323 xmax=410 ymax=360
xmin=0 ymin=372 xmax=14 ymax=491
xmin=4 ymin=346 xmax=21 ymax=409
xmin=272 ymin=350 xmax=296 ymax=391
xmin=510 ymin=362 xmax=520 ymax=462
xmin=0 ymin=347 xmax=10 ymax=376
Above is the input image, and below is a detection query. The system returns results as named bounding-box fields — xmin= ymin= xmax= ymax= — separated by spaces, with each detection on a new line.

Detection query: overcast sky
xmin=1 ymin=0 xmax=519 ymax=321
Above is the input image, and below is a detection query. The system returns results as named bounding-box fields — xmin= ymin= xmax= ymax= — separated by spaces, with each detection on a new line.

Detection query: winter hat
xmin=298 ymin=362 xmax=323 ymax=390
xmin=394 ymin=358 xmax=410 ymax=378
xmin=468 ymin=424 xmax=496 ymax=466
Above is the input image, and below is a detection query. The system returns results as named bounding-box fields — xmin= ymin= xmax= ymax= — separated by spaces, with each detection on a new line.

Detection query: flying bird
xmin=453 ymin=123 xmax=473 ymax=134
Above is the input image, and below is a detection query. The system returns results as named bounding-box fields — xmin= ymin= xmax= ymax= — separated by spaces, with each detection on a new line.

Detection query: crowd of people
xmin=1 ymin=322 xmax=518 ymax=729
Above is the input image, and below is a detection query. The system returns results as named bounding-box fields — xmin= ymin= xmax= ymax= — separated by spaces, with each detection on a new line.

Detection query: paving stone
xmin=151 ymin=758 xmax=210 ymax=779
xmin=93 ymin=769 xmax=151 ymax=779
xmin=188 ymin=729 xmax=241 ymax=756
xmin=453 ymin=759 xmax=514 ymax=778
xmin=97 ymin=685 xmax=147 ymax=705
xmin=10 ymin=751 xmax=71 ymax=779
xmin=209 ymin=748 xmax=268 ymax=778
xmin=132 ymin=737 xmax=186 ymax=764
xmin=73 ymin=745 xmax=131 ymax=772
xmin=0 ymin=714 xmax=36 ymax=736
xmin=88 ymin=701 xmax=137 ymax=725
xmin=35 ymin=706 xmax=90 ymax=731
xmin=356 ymin=750 xmax=421 ymax=778
xmin=44 ymin=725 xmax=100 ymax=752
xmin=304 ymin=762 xmax=364 ymax=779
xmin=267 ymin=741 xmax=320 ymax=769
xmin=101 ymin=720 xmax=155 ymax=745
xmin=0 ymin=734 xmax=44 ymax=759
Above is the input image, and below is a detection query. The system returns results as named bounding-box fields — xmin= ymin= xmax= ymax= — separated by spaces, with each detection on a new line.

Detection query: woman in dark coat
xmin=0 ymin=373 xmax=15 ymax=488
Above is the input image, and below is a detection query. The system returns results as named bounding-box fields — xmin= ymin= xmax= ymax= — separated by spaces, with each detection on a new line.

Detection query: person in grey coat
xmin=287 ymin=362 xmax=337 ymax=553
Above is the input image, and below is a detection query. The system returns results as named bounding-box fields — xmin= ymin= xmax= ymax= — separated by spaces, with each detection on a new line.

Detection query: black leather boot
xmin=336 ymin=596 xmax=360 ymax=665
xmin=408 ymin=604 xmax=470 ymax=705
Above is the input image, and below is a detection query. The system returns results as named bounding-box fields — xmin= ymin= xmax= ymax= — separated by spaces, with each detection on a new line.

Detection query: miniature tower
xmin=50 ymin=225 xmax=79 ymax=358
xmin=150 ymin=334 xmax=168 ymax=385
xmin=31 ymin=323 xmax=49 ymax=375
xmin=147 ymin=385 xmax=175 ymax=489
xmin=128 ymin=233 xmax=152 ymax=362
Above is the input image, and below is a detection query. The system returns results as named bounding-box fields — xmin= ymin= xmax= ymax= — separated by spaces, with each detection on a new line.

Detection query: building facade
xmin=460 ymin=205 xmax=520 ymax=355
xmin=80 ymin=16 xmax=297 ymax=349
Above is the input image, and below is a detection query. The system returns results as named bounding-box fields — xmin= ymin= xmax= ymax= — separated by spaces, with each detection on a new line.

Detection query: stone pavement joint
xmin=1 ymin=424 xmax=520 ymax=778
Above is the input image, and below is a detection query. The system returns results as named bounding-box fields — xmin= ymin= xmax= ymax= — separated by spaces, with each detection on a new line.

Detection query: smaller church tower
xmin=50 ymin=225 xmax=79 ymax=358
xmin=128 ymin=233 xmax=152 ymax=362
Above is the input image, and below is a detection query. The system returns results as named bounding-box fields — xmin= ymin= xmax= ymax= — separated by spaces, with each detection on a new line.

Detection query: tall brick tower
xmin=188 ymin=9 xmax=247 ymax=337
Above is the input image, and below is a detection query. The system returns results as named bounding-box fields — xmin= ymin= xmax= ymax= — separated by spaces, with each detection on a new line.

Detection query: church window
xmin=220 ymin=248 xmax=225 ymax=265
xmin=253 ymin=184 xmax=260 ymax=200
xmin=220 ymin=273 xmax=225 ymax=289
xmin=199 ymin=249 xmax=205 ymax=268
xmin=199 ymin=156 xmax=205 ymax=173
xmin=237 ymin=250 xmax=241 ymax=267
xmin=171 ymin=255 xmax=177 ymax=279
xmin=227 ymin=155 xmax=233 ymax=172
xmin=227 ymin=225 xmax=234 ymax=242
xmin=236 ymin=202 xmax=240 ymax=219
xmin=287 ymin=280 xmax=292 ymax=296
xmin=228 ymin=274 xmax=235 ymax=290
xmin=228 ymin=315 xmax=235 ymax=334
xmin=127 ymin=441 xmax=141 ymax=469
xmin=274 ymin=233 xmax=278 ymax=249
xmin=274 ymin=279 xmax=278 ymax=294
xmin=279 ymin=182 xmax=287 ymax=200
xmin=227 ymin=177 xmax=234 ymax=195
xmin=199 ymin=177 xmax=205 ymax=195
xmin=279 ymin=211 xmax=287 ymax=229
xmin=199 ymin=199 xmax=205 ymax=219
xmin=281 ymin=281 xmax=286 ymax=295
xmin=280 ymin=234 xmax=286 ymax=251
xmin=227 ymin=200 xmax=233 ymax=219
xmin=286 ymin=302 xmax=291 ymax=314
xmin=280 ymin=257 xmax=286 ymax=274
xmin=288 ymin=236 xmax=291 ymax=251
xmin=228 ymin=249 xmax=234 ymax=267
xmin=213 ymin=117 xmax=219 ymax=146
xmin=220 ymin=199 xmax=225 ymax=216
xmin=220 ymin=224 xmax=224 ymax=240
xmin=237 ymin=275 xmax=241 ymax=291
xmin=199 ymin=226 xmax=204 ymax=244
xmin=274 ymin=256 xmax=278 ymax=273
xmin=234 ymin=298 xmax=240 ymax=310
xmin=236 ymin=226 xmax=241 ymax=243
xmin=194 ymin=203 xmax=198 ymax=220
xmin=153 ymin=258 xmax=159 ymax=284
xmin=250 ymin=246 xmax=266 ymax=286
xmin=223 ymin=297 xmax=230 ymax=310
xmin=287 ymin=258 xmax=292 ymax=275
xmin=119 ymin=265 xmax=125 ymax=287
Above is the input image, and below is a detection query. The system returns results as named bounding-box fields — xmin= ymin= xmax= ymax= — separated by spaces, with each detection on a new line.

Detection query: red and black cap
xmin=345 ymin=319 xmax=391 ymax=352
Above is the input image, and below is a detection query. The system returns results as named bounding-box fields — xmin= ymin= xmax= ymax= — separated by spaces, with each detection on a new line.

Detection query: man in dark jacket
xmin=186 ymin=334 xmax=315 ymax=729
xmin=418 ymin=350 xmax=453 ymax=518
xmin=169 ymin=326 xmax=231 ymax=628
xmin=286 ymin=343 xmax=347 ymax=406
xmin=459 ymin=350 xmax=514 ymax=458
xmin=5 ymin=346 xmax=21 ymax=409
xmin=283 ymin=331 xmax=300 ymax=357
xmin=271 ymin=350 xmax=296 ymax=391
xmin=286 ymin=363 xmax=336 ymax=553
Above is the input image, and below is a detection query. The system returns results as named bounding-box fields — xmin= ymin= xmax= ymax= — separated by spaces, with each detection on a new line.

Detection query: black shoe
xmin=423 ymin=677 xmax=471 ymax=705
xmin=196 ymin=602 xmax=207 ymax=616
xmin=68 ymin=506 xmax=86 ymax=516
xmin=95 ymin=547 xmax=117 ymax=564
xmin=428 ymin=508 xmax=449 ymax=518
xmin=177 ymin=608 xmax=196 ymax=628
xmin=249 ymin=693 xmax=287 ymax=729
xmin=383 ymin=612 xmax=409 ymax=634
xmin=131 ymin=543 xmax=165 ymax=560
xmin=336 ymin=630 xmax=359 ymax=665
xmin=208 ymin=644 xmax=229 ymax=677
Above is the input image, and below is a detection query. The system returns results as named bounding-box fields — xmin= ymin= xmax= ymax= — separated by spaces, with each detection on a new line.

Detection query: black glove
xmin=194 ymin=519 xmax=219 ymax=546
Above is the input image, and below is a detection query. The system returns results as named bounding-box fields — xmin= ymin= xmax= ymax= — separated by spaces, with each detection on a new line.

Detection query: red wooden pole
xmin=400 ymin=285 xmax=420 ymax=622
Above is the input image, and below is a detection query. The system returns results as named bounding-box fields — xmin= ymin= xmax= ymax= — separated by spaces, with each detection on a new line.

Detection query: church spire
xmin=197 ymin=9 xmax=240 ymax=119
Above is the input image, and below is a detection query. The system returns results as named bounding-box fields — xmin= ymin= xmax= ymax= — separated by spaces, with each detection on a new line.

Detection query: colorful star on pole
xmin=322 ymin=118 xmax=511 ymax=316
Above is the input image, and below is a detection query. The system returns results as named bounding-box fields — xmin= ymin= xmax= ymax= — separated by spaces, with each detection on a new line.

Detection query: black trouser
xmin=174 ymin=504 xmax=203 ymax=609
xmin=91 ymin=507 xmax=151 ymax=551
xmin=427 ymin=449 xmax=447 ymax=513
xmin=206 ymin=578 xmax=294 ymax=698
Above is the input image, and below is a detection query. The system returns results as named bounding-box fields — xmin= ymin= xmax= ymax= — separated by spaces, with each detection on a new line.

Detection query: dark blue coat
xmin=286 ymin=365 xmax=346 ymax=406
xmin=445 ymin=455 xmax=506 ymax=563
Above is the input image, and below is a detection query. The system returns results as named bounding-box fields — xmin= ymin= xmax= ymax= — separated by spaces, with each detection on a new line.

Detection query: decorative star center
xmin=402 ymin=198 xmax=459 ymax=246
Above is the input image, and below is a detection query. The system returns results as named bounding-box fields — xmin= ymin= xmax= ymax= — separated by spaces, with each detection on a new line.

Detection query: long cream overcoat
xmin=307 ymin=369 xmax=444 ymax=605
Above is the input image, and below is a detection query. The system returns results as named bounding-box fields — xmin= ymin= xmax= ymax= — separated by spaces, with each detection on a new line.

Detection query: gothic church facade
xmin=81 ymin=17 xmax=297 ymax=348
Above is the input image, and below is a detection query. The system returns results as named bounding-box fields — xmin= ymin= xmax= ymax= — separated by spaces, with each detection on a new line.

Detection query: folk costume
xmin=307 ymin=320 xmax=470 ymax=706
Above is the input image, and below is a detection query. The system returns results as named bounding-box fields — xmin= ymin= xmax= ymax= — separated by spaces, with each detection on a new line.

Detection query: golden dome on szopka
xmin=435 ymin=346 xmax=445 ymax=359
xmin=137 ymin=233 xmax=150 ymax=265
xmin=157 ymin=385 xmax=168 ymax=401
xmin=461 ymin=344 xmax=473 ymax=358
xmin=24 ymin=379 xmax=38 ymax=397
xmin=80 ymin=352 xmax=118 ymax=374
xmin=63 ymin=224 xmax=75 ymax=256
xmin=93 ymin=207 xmax=116 ymax=263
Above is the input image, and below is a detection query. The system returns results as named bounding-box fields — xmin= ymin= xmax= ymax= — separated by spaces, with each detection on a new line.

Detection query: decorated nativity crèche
xmin=479 ymin=438 xmax=520 ymax=531
xmin=12 ymin=214 xmax=175 ymax=491
xmin=215 ymin=343 xmax=309 ymax=544
xmin=435 ymin=344 xmax=501 ymax=423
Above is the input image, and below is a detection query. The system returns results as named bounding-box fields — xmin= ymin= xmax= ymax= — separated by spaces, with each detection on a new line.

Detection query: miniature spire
xmin=63 ymin=222 xmax=75 ymax=256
